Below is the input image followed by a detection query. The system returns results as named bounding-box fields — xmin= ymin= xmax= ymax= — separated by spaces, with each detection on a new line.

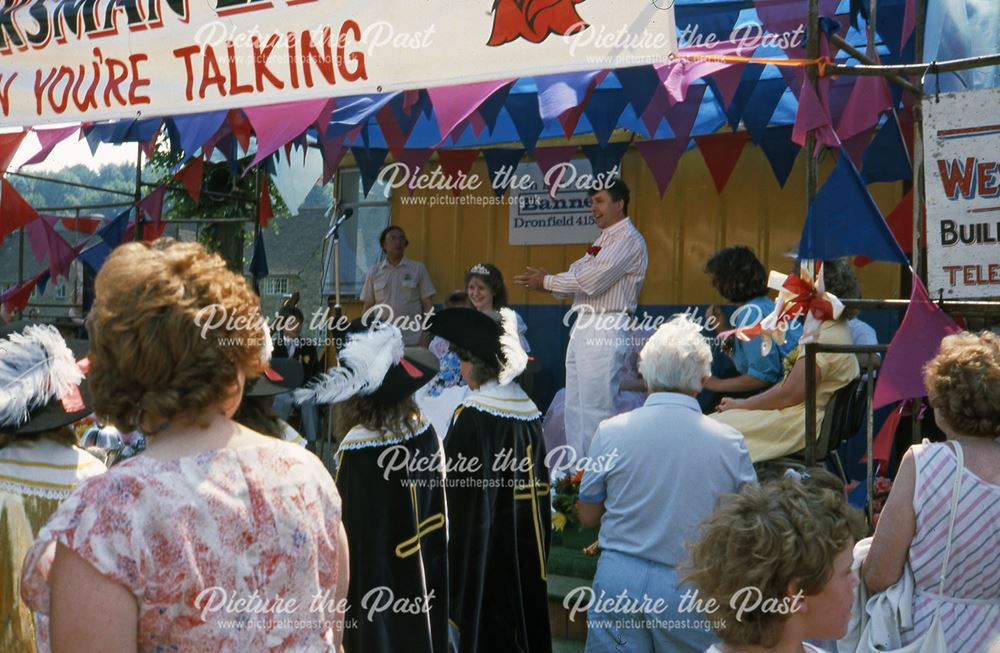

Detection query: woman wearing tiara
xmin=296 ymin=322 xmax=448 ymax=653
xmin=428 ymin=307 xmax=551 ymax=653
xmin=464 ymin=263 xmax=530 ymax=352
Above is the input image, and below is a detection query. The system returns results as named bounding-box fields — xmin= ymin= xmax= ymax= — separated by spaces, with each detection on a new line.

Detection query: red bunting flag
xmin=436 ymin=149 xmax=480 ymax=197
xmin=138 ymin=186 xmax=166 ymax=225
xmin=227 ymin=110 xmax=252 ymax=152
xmin=0 ymin=130 xmax=27 ymax=173
xmin=695 ymin=131 xmax=749 ymax=194
xmin=0 ymin=178 xmax=40 ymax=245
xmin=60 ymin=216 xmax=103 ymax=234
xmin=533 ymin=146 xmax=578 ymax=196
xmin=174 ymin=156 xmax=204 ymax=205
xmin=258 ymin=175 xmax=274 ymax=228
xmin=0 ymin=270 xmax=44 ymax=313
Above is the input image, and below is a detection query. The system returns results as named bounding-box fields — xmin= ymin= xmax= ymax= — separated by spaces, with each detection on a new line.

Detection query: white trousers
xmin=564 ymin=316 xmax=628 ymax=458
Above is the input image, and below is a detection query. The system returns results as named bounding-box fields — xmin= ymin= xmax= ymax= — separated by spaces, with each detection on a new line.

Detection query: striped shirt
xmin=543 ymin=217 xmax=648 ymax=314
xmin=904 ymin=440 xmax=1000 ymax=653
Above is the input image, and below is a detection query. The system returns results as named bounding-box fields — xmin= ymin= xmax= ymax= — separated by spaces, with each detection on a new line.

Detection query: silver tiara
xmin=469 ymin=263 xmax=490 ymax=276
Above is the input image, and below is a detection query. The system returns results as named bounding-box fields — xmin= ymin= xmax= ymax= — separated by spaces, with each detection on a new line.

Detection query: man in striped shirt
xmin=515 ymin=178 xmax=648 ymax=457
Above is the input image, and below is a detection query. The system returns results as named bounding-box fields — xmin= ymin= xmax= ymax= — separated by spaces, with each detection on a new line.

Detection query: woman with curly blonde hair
xmin=685 ymin=469 xmax=865 ymax=653
xmin=20 ymin=239 xmax=349 ymax=652
xmin=861 ymin=331 xmax=1000 ymax=652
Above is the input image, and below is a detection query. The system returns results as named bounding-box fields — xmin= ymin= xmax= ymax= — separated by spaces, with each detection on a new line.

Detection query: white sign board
xmin=0 ymin=0 xmax=676 ymax=127
xmin=923 ymin=87 xmax=1000 ymax=298
xmin=507 ymin=160 xmax=603 ymax=245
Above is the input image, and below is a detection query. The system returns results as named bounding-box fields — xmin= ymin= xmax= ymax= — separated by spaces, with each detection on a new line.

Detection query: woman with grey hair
xmin=577 ymin=313 xmax=757 ymax=653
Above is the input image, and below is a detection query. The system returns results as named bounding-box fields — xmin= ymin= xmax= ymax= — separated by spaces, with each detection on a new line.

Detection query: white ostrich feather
xmin=294 ymin=323 xmax=404 ymax=404
xmin=498 ymin=308 xmax=528 ymax=385
xmin=259 ymin=319 xmax=274 ymax=364
xmin=0 ymin=325 xmax=83 ymax=429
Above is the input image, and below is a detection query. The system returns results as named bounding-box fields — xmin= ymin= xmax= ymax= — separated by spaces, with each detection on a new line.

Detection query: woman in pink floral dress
xmin=20 ymin=239 xmax=349 ymax=652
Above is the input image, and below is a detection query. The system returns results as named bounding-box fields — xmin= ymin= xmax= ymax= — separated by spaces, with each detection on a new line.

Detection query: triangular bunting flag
xmin=377 ymin=104 xmax=412 ymax=160
xmin=258 ymin=175 xmax=274 ymax=228
xmin=870 ymin=401 xmax=907 ymax=472
xmin=20 ymin=126 xmax=78 ymax=168
xmin=395 ymin=149 xmax=434 ymax=195
xmin=640 ymin=84 xmax=671 ymax=138
xmin=0 ymin=270 xmax=44 ymax=313
xmin=0 ymin=178 xmax=40 ymax=245
xmin=536 ymin=70 xmax=603 ymax=122
xmin=428 ymin=79 xmax=514 ymax=146
xmin=249 ymin=229 xmax=269 ymax=280
xmin=559 ymin=71 xmax=609 ymax=140
xmin=476 ymin=86 xmax=513 ymax=134
xmin=483 ymin=148 xmax=525 ymax=198
xmin=173 ymin=110 xmax=228 ymax=164
xmin=583 ymin=88 xmax=629 ymax=148
xmin=79 ymin=241 xmax=113 ymax=274
xmin=138 ymin=186 xmax=166 ymax=226
xmin=24 ymin=215 xmax=56 ymax=265
xmin=861 ymin=114 xmax=912 ymax=184
xmin=635 ymin=139 xmax=688 ymax=198
xmin=40 ymin=218 xmax=77 ymax=282
xmin=351 ymin=147 xmax=390 ymax=198
xmin=873 ymin=275 xmax=962 ymax=408
xmin=98 ymin=209 xmax=131 ymax=248
xmin=533 ymin=146 xmax=578 ymax=195
xmin=0 ymin=130 xmax=27 ymax=173
xmin=227 ymin=110 xmax=252 ymax=152
xmin=837 ymin=73 xmax=893 ymax=142
xmin=582 ymin=142 xmax=630 ymax=177
xmin=695 ymin=131 xmax=749 ymax=194
xmin=741 ymin=80 xmax=787 ymax=144
xmin=856 ymin=190 xmax=918 ymax=266
xmin=245 ymin=98 xmax=328 ymax=172
xmin=437 ymin=149 xmax=480 ymax=197
xmin=842 ymin=128 xmax=875 ymax=168
xmin=319 ymin=135 xmax=347 ymax=186
xmin=665 ymin=84 xmax=706 ymax=145
xmin=792 ymin=77 xmax=841 ymax=152
xmin=505 ymin=93 xmax=544 ymax=154
xmin=758 ymin=125 xmax=800 ymax=188
xmin=798 ymin=154 xmax=909 ymax=263
xmin=314 ymin=98 xmax=337 ymax=140
xmin=613 ymin=66 xmax=660 ymax=119
xmin=723 ymin=63 xmax=766 ymax=131
xmin=705 ymin=60 xmax=747 ymax=111
xmin=174 ymin=156 xmax=204 ymax=205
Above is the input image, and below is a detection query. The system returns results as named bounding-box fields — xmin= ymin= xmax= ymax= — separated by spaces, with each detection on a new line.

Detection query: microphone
xmin=325 ymin=207 xmax=354 ymax=240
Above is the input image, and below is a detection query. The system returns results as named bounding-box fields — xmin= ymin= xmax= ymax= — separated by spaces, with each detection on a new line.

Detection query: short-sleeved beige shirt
xmin=360 ymin=257 xmax=436 ymax=344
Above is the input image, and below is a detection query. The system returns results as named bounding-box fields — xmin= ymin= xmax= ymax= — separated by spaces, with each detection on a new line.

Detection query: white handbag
xmin=857 ymin=441 xmax=963 ymax=653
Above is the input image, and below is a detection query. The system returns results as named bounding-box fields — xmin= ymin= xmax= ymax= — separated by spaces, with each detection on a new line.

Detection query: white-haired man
xmin=576 ymin=314 xmax=757 ymax=653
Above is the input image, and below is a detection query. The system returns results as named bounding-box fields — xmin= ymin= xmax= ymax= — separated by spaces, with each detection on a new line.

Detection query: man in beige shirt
xmin=361 ymin=225 xmax=436 ymax=345
xmin=516 ymin=178 xmax=648 ymax=457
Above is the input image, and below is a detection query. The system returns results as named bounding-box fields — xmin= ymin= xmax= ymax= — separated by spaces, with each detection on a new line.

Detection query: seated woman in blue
xmin=701 ymin=246 xmax=800 ymax=409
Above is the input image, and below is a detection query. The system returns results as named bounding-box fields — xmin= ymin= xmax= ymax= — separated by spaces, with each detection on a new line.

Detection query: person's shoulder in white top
xmin=705 ymin=644 xmax=828 ymax=653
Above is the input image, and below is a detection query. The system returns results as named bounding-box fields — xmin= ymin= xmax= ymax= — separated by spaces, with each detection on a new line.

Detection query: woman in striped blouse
xmin=862 ymin=331 xmax=1000 ymax=652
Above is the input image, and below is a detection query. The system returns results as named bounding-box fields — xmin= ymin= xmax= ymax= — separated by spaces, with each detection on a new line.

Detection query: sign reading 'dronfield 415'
xmin=0 ymin=0 xmax=676 ymax=127
xmin=923 ymin=87 xmax=1000 ymax=299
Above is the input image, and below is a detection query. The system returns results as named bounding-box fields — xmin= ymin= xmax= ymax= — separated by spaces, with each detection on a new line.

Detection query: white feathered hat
xmin=426 ymin=307 xmax=528 ymax=385
xmin=0 ymin=323 xmax=91 ymax=434
xmin=294 ymin=321 xmax=438 ymax=405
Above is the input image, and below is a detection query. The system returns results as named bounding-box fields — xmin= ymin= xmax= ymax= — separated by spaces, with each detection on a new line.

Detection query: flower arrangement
xmin=552 ymin=468 xmax=585 ymax=532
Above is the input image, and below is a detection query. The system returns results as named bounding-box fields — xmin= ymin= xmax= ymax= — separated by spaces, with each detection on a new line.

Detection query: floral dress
xmin=20 ymin=439 xmax=343 ymax=652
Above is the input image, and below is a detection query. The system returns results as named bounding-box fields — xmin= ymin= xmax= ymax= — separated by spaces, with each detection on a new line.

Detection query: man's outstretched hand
xmin=514 ymin=267 xmax=549 ymax=292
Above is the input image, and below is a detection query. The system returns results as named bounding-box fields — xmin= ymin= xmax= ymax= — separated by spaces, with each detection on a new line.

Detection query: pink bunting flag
xmin=24 ymin=215 xmax=60 ymax=265
xmin=138 ymin=186 xmax=166 ymax=225
xmin=791 ymin=77 xmax=841 ymax=153
xmin=665 ymin=84 xmax=706 ymax=145
xmin=635 ymin=139 xmax=688 ymax=198
xmin=533 ymin=146 xmax=578 ymax=197
xmin=873 ymin=274 xmax=962 ymax=408
xmin=706 ymin=61 xmax=747 ymax=111
xmin=314 ymin=99 xmax=337 ymax=140
xmin=640 ymin=84 xmax=670 ymax=137
xmin=427 ymin=79 xmax=515 ymax=146
xmin=20 ymin=126 xmax=78 ymax=168
xmin=377 ymin=105 xmax=411 ymax=159
xmin=842 ymin=128 xmax=874 ymax=168
xmin=245 ymin=98 xmax=328 ymax=172
xmin=901 ymin=0 xmax=916 ymax=51
xmin=0 ymin=130 xmax=27 ymax=174
xmin=0 ymin=178 xmax=40 ymax=245
xmin=836 ymin=72 xmax=892 ymax=142
xmin=659 ymin=40 xmax=756 ymax=105
xmin=40 ymin=217 xmax=78 ymax=282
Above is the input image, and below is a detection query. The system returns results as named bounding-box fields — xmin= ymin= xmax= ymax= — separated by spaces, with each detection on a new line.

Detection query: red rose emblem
xmin=487 ymin=0 xmax=589 ymax=47
xmin=586 ymin=245 xmax=601 ymax=256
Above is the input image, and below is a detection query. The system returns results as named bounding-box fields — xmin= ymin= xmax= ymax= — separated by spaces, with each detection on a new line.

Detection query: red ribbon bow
xmin=586 ymin=245 xmax=602 ymax=256
xmin=780 ymin=273 xmax=836 ymax=322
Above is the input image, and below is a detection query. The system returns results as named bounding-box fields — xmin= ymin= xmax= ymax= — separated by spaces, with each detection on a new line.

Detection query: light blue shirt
xmin=730 ymin=295 xmax=801 ymax=384
xmin=579 ymin=393 xmax=757 ymax=567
